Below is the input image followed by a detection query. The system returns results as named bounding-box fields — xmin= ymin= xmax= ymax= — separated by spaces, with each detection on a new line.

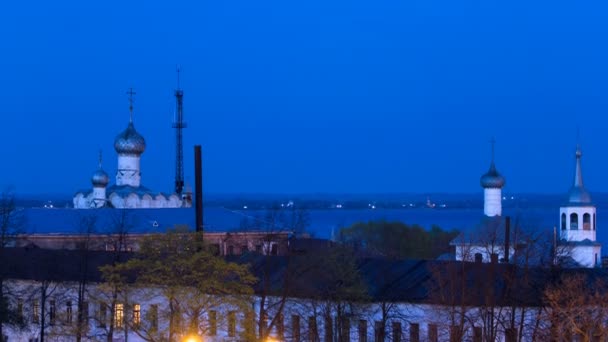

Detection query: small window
xmin=358 ymin=320 xmax=368 ymax=342
xmin=277 ymin=314 xmax=285 ymax=340
xmin=292 ymin=315 xmax=301 ymax=342
xmin=32 ymin=301 xmax=40 ymax=324
xmin=133 ymin=304 xmax=141 ymax=328
xmin=428 ymin=324 xmax=438 ymax=342
xmin=450 ymin=325 xmax=462 ymax=342
xmin=309 ymin=316 xmax=319 ymax=342
xmin=208 ymin=310 xmax=217 ymax=336
xmin=596 ymin=253 xmax=599 ymax=267
xmin=17 ymin=300 xmax=23 ymax=322
xmin=473 ymin=326 xmax=482 ymax=342
xmin=148 ymin=305 xmax=158 ymax=330
xmin=228 ymin=311 xmax=236 ymax=337
xmin=245 ymin=311 xmax=255 ymax=338
xmin=374 ymin=321 xmax=385 ymax=342
xmin=570 ymin=213 xmax=578 ymax=230
xmin=505 ymin=328 xmax=517 ymax=342
xmin=324 ymin=315 xmax=333 ymax=342
xmin=392 ymin=321 xmax=402 ymax=342
xmin=340 ymin=317 xmax=350 ymax=342
xmin=66 ymin=301 xmax=73 ymax=325
xmin=49 ymin=300 xmax=56 ymax=326
xmin=561 ymin=213 xmax=566 ymax=230
xmin=228 ymin=245 xmax=234 ymax=255
xmin=83 ymin=302 xmax=89 ymax=325
xmin=271 ymin=244 xmax=279 ymax=255
xmin=583 ymin=213 xmax=591 ymax=230
xmin=99 ymin=303 xmax=107 ymax=328
xmin=409 ymin=323 xmax=418 ymax=342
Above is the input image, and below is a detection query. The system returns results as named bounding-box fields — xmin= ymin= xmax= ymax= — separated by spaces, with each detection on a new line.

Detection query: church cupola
xmin=115 ymin=88 xmax=145 ymax=187
xmin=480 ymin=139 xmax=505 ymax=217
xmin=91 ymin=151 xmax=108 ymax=208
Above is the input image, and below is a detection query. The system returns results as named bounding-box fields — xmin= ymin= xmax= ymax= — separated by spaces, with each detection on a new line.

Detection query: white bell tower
xmin=558 ymin=145 xmax=600 ymax=267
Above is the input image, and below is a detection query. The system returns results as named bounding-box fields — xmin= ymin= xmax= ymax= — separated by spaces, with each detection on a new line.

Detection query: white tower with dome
xmin=480 ymin=140 xmax=505 ymax=217
xmin=559 ymin=145 xmax=600 ymax=268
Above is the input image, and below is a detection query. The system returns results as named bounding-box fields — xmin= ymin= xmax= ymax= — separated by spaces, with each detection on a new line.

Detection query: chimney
xmin=194 ymin=145 xmax=203 ymax=233
xmin=504 ymin=216 xmax=511 ymax=263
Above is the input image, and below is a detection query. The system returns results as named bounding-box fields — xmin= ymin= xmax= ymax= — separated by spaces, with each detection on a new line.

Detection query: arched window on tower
xmin=561 ymin=213 xmax=566 ymax=230
xmin=583 ymin=213 xmax=591 ymax=230
xmin=570 ymin=213 xmax=578 ymax=230
xmin=594 ymin=213 xmax=596 ymax=231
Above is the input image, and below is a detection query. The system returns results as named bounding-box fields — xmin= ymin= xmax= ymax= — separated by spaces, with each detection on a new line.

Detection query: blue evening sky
xmin=0 ymin=0 xmax=607 ymax=195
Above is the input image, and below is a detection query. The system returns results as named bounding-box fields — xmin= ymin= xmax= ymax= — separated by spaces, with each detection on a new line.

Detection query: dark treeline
xmin=338 ymin=221 xmax=460 ymax=259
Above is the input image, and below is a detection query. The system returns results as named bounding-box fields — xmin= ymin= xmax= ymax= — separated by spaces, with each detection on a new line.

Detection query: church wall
xmin=116 ymin=154 xmax=141 ymax=187
xmin=571 ymin=245 xmax=601 ymax=268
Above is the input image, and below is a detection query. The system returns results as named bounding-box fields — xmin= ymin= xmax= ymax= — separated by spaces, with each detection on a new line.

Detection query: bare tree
xmin=543 ymin=272 xmax=608 ymax=341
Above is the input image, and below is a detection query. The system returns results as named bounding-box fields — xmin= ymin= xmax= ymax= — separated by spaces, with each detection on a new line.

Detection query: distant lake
xmin=232 ymin=207 xmax=607 ymax=246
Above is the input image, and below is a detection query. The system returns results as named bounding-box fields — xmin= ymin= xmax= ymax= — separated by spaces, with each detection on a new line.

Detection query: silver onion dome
xmin=480 ymin=162 xmax=506 ymax=189
xmin=114 ymin=122 xmax=146 ymax=155
xmin=91 ymin=168 xmax=110 ymax=187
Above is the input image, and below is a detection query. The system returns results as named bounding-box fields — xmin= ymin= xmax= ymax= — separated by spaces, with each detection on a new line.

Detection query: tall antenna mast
xmin=173 ymin=66 xmax=187 ymax=196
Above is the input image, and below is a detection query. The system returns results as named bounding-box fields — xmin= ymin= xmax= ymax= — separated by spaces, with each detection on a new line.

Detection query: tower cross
xmin=98 ymin=150 xmax=103 ymax=169
xmin=126 ymin=88 xmax=136 ymax=122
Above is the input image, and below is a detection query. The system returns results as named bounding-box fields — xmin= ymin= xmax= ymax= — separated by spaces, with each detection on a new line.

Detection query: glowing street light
xmin=182 ymin=335 xmax=203 ymax=342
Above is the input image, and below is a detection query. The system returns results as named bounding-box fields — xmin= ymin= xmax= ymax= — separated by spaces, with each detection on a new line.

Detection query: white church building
xmin=74 ymin=91 xmax=190 ymax=209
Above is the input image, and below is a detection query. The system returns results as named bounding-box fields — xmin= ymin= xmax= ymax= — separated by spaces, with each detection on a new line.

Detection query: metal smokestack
xmin=504 ymin=216 xmax=511 ymax=263
xmin=195 ymin=145 xmax=203 ymax=233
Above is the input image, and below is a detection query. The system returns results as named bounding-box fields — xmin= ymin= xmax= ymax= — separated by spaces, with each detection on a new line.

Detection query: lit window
xmin=114 ymin=303 xmax=124 ymax=328
xmin=133 ymin=304 xmax=141 ymax=328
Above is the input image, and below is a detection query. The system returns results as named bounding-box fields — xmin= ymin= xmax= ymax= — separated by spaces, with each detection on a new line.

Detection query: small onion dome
xmin=114 ymin=122 xmax=146 ymax=155
xmin=480 ymin=163 xmax=506 ymax=189
xmin=91 ymin=168 xmax=110 ymax=187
